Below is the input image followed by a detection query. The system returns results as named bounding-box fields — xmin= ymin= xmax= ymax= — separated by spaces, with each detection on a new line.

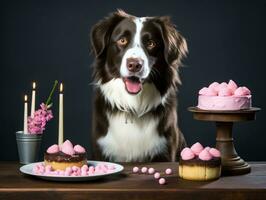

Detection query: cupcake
xmin=179 ymin=142 xmax=221 ymax=181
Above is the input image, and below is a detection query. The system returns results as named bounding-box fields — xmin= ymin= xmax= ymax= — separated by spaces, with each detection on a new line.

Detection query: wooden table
xmin=0 ymin=162 xmax=266 ymax=200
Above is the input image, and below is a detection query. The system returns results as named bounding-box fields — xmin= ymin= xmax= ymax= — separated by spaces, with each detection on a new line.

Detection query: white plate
xmin=20 ymin=161 xmax=124 ymax=182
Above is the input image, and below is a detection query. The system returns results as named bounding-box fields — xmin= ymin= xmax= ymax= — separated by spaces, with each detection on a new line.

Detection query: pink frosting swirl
xmin=198 ymin=149 xmax=213 ymax=161
xmin=228 ymin=80 xmax=238 ymax=92
xmin=74 ymin=145 xmax=86 ymax=153
xmin=234 ymin=86 xmax=251 ymax=96
xmin=218 ymin=87 xmax=233 ymax=96
xmin=181 ymin=148 xmax=195 ymax=160
xmin=208 ymin=82 xmax=220 ymax=92
xmin=199 ymin=87 xmax=217 ymax=96
xmin=61 ymin=140 xmax=75 ymax=155
xmin=209 ymin=148 xmax=221 ymax=157
xmin=46 ymin=144 xmax=59 ymax=154
xmin=191 ymin=142 xmax=204 ymax=156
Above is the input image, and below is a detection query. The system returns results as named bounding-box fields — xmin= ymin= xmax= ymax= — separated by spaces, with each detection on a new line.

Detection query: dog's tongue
xmin=124 ymin=78 xmax=142 ymax=94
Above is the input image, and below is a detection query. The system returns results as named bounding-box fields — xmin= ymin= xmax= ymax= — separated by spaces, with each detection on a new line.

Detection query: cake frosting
xmin=179 ymin=142 xmax=221 ymax=181
xmin=44 ymin=140 xmax=87 ymax=170
xmin=197 ymin=80 xmax=252 ymax=110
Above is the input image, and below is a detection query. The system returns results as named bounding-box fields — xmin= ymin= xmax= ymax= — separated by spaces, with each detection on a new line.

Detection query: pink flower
xmin=28 ymin=103 xmax=53 ymax=134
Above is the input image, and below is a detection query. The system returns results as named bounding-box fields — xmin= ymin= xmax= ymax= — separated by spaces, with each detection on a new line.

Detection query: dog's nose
xmin=126 ymin=58 xmax=143 ymax=73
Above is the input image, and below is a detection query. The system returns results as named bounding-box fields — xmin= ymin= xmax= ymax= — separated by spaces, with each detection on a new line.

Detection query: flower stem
xmin=45 ymin=80 xmax=58 ymax=106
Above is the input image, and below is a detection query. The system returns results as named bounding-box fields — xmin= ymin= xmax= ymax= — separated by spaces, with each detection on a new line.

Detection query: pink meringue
xmin=74 ymin=145 xmax=86 ymax=153
xmin=46 ymin=144 xmax=59 ymax=154
xmin=190 ymin=142 xmax=204 ymax=156
xmin=181 ymin=148 xmax=195 ymax=160
xmin=234 ymin=87 xmax=251 ymax=96
xmin=218 ymin=82 xmax=228 ymax=90
xmin=228 ymin=80 xmax=238 ymax=92
xmin=204 ymin=146 xmax=211 ymax=151
xmin=199 ymin=87 xmax=217 ymax=96
xmin=218 ymin=87 xmax=233 ymax=96
xmin=181 ymin=147 xmax=190 ymax=157
xmin=199 ymin=87 xmax=208 ymax=95
xmin=61 ymin=140 xmax=75 ymax=155
xmin=209 ymin=148 xmax=221 ymax=157
xmin=198 ymin=149 xmax=213 ymax=161
xmin=208 ymin=82 xmax=220 ymax=91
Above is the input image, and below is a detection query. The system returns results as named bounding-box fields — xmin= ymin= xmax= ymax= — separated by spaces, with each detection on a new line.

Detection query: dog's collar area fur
xmin=98 ymin=78 xmax=169 ymax=117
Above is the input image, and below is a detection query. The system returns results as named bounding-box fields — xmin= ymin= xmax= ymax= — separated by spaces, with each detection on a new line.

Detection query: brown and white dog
xmin=90 ymin=10 xmax=188 ymax=162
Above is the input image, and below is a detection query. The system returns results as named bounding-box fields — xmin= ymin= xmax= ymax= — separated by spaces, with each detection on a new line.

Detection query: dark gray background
xmin=0 ymin=0 xmax=265 ymax=161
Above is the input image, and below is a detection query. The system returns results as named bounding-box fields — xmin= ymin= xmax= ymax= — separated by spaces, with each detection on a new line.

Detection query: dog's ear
xmin=156 ymin=16 xmax=188 ymax=68
xmin=90 ymin=10 xmax=129 ymax=58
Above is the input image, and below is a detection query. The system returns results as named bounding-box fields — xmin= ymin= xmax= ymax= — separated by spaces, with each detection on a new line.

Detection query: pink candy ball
xmin=159 ymin=178 xmax=166 ymax=185
xmin=165 ymin=168 xmax=172 ymax=175
xmin=133 ymin=167 xmax=139 ymax=173
xmin=141 ymin=167 xmax=148 ymax=173
xmin=148 ymin=168 xmax=155 ymax=174
xmin=154 ymin=172 xmax=160 ymax=179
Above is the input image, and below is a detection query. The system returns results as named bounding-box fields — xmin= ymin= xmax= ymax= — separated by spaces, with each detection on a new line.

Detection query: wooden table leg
xmin=215 ymin=122 xmax=251 ymax=176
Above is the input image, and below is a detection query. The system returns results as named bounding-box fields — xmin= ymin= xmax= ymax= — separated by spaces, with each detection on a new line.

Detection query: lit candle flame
xmin=32 ymin=82 xmax=36 ymax=89
xmin=60 ymin=83 xmax=63 ymax=93
xmin=24 ymin=95 xmax=28 ymax=102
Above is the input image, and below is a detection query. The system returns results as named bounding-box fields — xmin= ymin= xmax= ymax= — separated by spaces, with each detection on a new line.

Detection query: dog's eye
xmin=117 ymin=37 xmax=128 ymax=46
xmin=147 ymin=40 xmax=156 ymax=49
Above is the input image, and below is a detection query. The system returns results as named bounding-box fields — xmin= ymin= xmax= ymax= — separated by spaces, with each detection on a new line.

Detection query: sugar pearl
xmin=159 ymin=178 xmax=166 ymax=185
xmin=154 ymin=172 xmax=160 ymax=179
xmin=133 ymin=167 xmax=139 ymax=173
xmin=141 ymin=167 xmax=148 ymax=173
xmin=165 ymin=168 xmax=172 ymax=175
xmin=148 ymin=168 xmax=155 ymax=174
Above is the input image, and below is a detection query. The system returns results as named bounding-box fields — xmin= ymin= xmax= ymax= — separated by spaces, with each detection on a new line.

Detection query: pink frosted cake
xmin=44 ymin=140 xmax=87 ymax=170
xmin=179 ymin=142 xmax=221 ymax=181
xmin=197 ymin=80 xmax=252 ymax=110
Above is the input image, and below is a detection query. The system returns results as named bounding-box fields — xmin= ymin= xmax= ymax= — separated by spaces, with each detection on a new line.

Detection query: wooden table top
xmin=0 ymin=162 xmax=266 ymax=200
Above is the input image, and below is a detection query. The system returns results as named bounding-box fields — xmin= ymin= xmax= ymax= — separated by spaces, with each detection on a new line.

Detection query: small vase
xmin=16 ymin=131 xmax=42 ymax=164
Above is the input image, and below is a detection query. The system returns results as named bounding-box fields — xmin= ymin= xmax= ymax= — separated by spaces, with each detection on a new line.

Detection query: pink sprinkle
xmin=81 ymin=165 xmax=89 ymax=172
xmin=64 ymin=170 xmax=71 ymax=176
xmin=72 ymin=166 xmax=79 ymax=172
xmin=107 ymin=165 xmax=116 ymax=170
xmin=165 ymin=168 xmax=172 ymax=175
xmin=141 ymin=167 xmax=148 ymax=173
xmin=154 ymin=172 xmax=160 ymax=179
xmin=133 ymin=167 xmax=139 ymax=173
xmin=81 ymin=171 xmax=87 ymax=176
xmin=159 ymin=178 xmax=166 ymax=185
xmin=148 ymin=168 xmax=155 ymax=174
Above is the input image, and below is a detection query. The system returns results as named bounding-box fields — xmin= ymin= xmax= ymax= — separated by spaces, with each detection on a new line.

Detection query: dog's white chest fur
xmin=97 ymin=113 xmax=167 ymax=162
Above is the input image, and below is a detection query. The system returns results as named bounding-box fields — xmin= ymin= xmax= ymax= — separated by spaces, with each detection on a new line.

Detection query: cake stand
xmin=188 ymin=107 xmax=260 ymax=176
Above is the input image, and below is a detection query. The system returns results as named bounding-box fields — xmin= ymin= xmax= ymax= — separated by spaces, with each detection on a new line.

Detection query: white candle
xmin=23 ymin=95 xmax=28 ymax=134
xmin=58 ymin=83 xmax=64 ymax=145
xmin=30 ymin=82 xmax=36 ymax=118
